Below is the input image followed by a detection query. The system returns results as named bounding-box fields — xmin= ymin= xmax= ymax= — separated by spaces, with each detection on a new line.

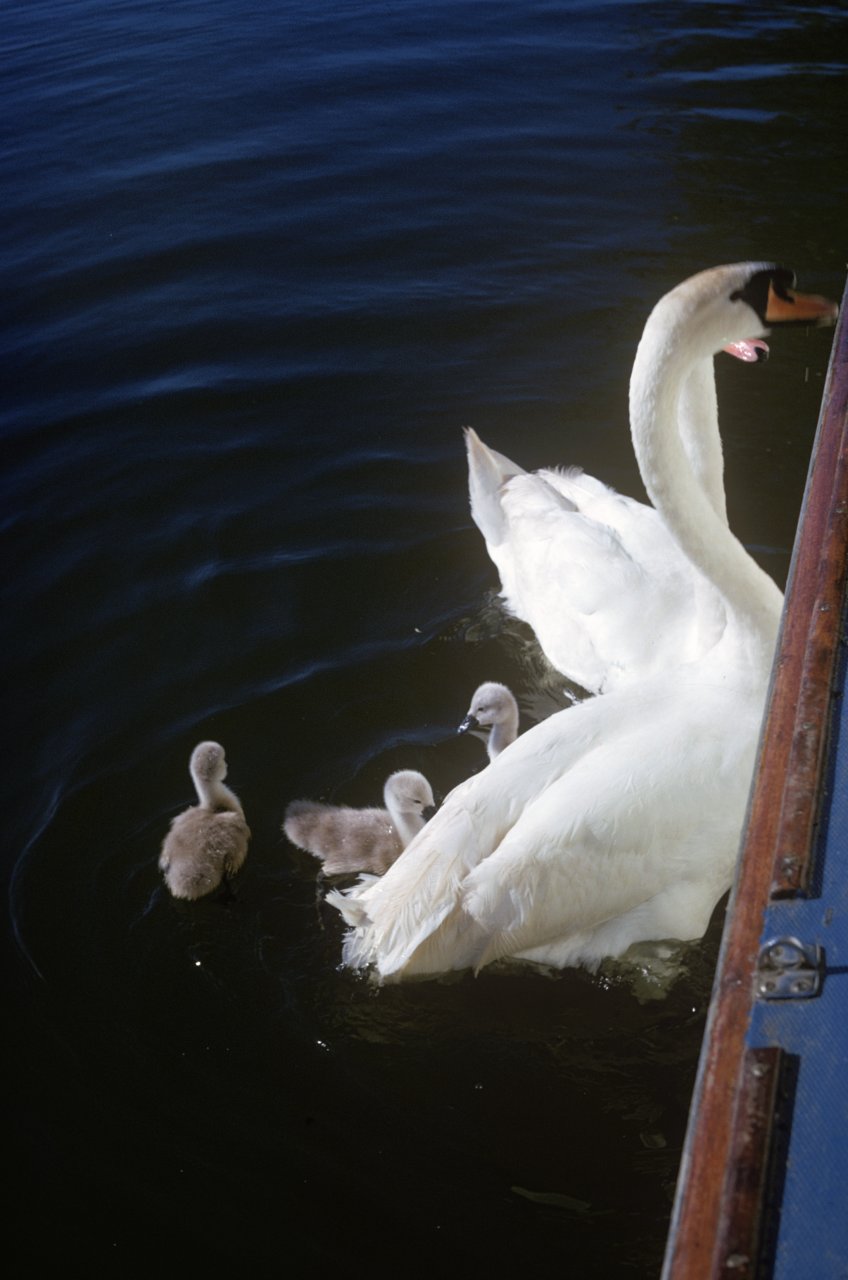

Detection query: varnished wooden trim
xmin=662 ymin=279 xmax=848 ymax=1280
xmin=712 ymin=1047 xmax=786 ymax=1279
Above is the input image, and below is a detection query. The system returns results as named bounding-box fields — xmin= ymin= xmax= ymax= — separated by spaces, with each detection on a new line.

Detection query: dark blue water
xmin=3 ymin=1 xmax=845 ymax=1272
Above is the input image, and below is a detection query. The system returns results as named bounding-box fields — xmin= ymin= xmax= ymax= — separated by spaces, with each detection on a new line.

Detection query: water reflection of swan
xmin=159 ymin=742 xmax=251 ymax=900
xmin=283 ymin=770 xmax=436 ymax=876
xmin=458 ymin=681 xmax=520 ymax=761
xmin=465 ymin=293 xmax=774 ymax=694
xmin=328 ymin=263 xmax=837 ymax=981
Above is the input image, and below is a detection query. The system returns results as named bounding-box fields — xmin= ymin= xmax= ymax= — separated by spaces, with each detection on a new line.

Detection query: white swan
xmin=465 ymin=328 xmax=772 ymax=694
xmin=283 ymin=769 xmax=436 ymax=876
xmin=457 ymin=681 xmax=520 ymax=761
xmin=328 ymin=263 xmax=837 ymax=981
xmin=159 ymin=741 xmax=251 ymax=900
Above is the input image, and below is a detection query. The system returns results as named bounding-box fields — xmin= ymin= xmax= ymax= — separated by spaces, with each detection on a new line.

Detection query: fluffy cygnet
xmin=457 ymin=681 xmax=519 ymax=760
xmin=159 ymin=741 xmax=250 ymax=900
xmin=283 ymin=769 xmax=436 ymax=876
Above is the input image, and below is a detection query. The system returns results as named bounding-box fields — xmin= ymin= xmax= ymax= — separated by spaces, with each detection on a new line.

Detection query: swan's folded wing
xmin=466 ymin=427 xmax=725 ymax=692
xmin=461 ymin=828 xmax=668 ymax=973
xmin=498 ymin=475 xmax=700 ymax=691
xmin=460 ymin=695 xmax=754 ymax=972
xmin=328 ymin=709 xmax=602 ymax=977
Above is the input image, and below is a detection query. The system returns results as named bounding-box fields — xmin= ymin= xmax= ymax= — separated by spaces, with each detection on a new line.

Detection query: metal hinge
xmin=756 ymin=936 xmax=824 ymax=1000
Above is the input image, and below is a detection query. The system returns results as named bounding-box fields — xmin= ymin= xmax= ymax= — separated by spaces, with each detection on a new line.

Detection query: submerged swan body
xmin=159 ymin=741 xmax=250 ymax=900
xmin=457 ymin=681 xmax=520 ymax=761
xmin=328 ymin=263 xmax=837 ymax=981
xmin=466 ymin=341 xmax=768 ymax=694
xmin=283 ymin=769 xmax=436 ymax=876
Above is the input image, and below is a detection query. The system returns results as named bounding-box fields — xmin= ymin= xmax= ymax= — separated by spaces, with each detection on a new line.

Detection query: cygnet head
xmin=459 ymin=681 xmax=516 ymax=731
xmin=384 ymin=769 xmax=437 ymax=823
xmin=458 ymin=682 xmax=519 ymax=760
xmin=190 ymin=741 xmax=228 ymax=786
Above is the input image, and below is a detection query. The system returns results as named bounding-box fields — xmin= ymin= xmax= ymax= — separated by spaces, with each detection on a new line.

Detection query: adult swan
xmin=328 ymin=263 xmax=837 ymax=981
xmin=465 ymin=281 xmax=777 ymax=694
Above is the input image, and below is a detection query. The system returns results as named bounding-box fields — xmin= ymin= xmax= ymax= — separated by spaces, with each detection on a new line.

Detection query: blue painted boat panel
xmin=747 ymin=612 xmax=848 ymax=1278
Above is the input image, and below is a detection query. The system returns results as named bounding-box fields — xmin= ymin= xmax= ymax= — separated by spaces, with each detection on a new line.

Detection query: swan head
xmin=383 ymin=770 xmax=437 ymax=823
xmin=644 ymin=262 xmax=838 ymax=363
xmin=458 ymin=681 xmax=517 ymax=734
xmin=189 ymin=741 xmax=228 ymax=785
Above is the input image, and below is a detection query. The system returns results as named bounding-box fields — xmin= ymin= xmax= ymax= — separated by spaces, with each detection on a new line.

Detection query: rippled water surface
xmin=3 ymin=1 xmax=846 ymax=1272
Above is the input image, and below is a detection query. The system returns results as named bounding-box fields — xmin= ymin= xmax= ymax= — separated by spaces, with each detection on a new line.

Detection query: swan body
xmin=159 ymin=741 xmax=250 ymax=900
xmin=283 ymin=769 xmax=436 ymax=876
xmin=466 ymin=337 xmax=770 ymax=693
xmin=458 ymin=681 xmax=520 ymax=760
xmin=328 ymin=263 xmax=837 ymax=981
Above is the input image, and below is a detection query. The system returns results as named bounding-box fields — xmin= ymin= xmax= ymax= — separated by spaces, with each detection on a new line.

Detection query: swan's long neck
xmin=674 ymin=355 xmax=730 ymax=654
xmin=678 ymin=357 xmax=728 ymax=524
xmin=488 ymin=707 xmax=519 ymax=761
xmin=194 ymin=775 xmax=243 ymax=815
xmin=386 ymin=800 xmax=423 ymax=849
xmin=629 ymin=317 xmax=781 ymax=668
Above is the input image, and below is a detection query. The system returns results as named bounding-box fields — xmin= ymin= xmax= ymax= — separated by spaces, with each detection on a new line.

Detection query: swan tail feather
xmin=465 ymin=426 xmax=527 ymax=549
xmin=328 ymin=793 xmax=490 ymax=977
xmin=369 ymin=873 xmax=468 ymax=976
xmin=325 ymin=876 xmax=380 ymax=927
